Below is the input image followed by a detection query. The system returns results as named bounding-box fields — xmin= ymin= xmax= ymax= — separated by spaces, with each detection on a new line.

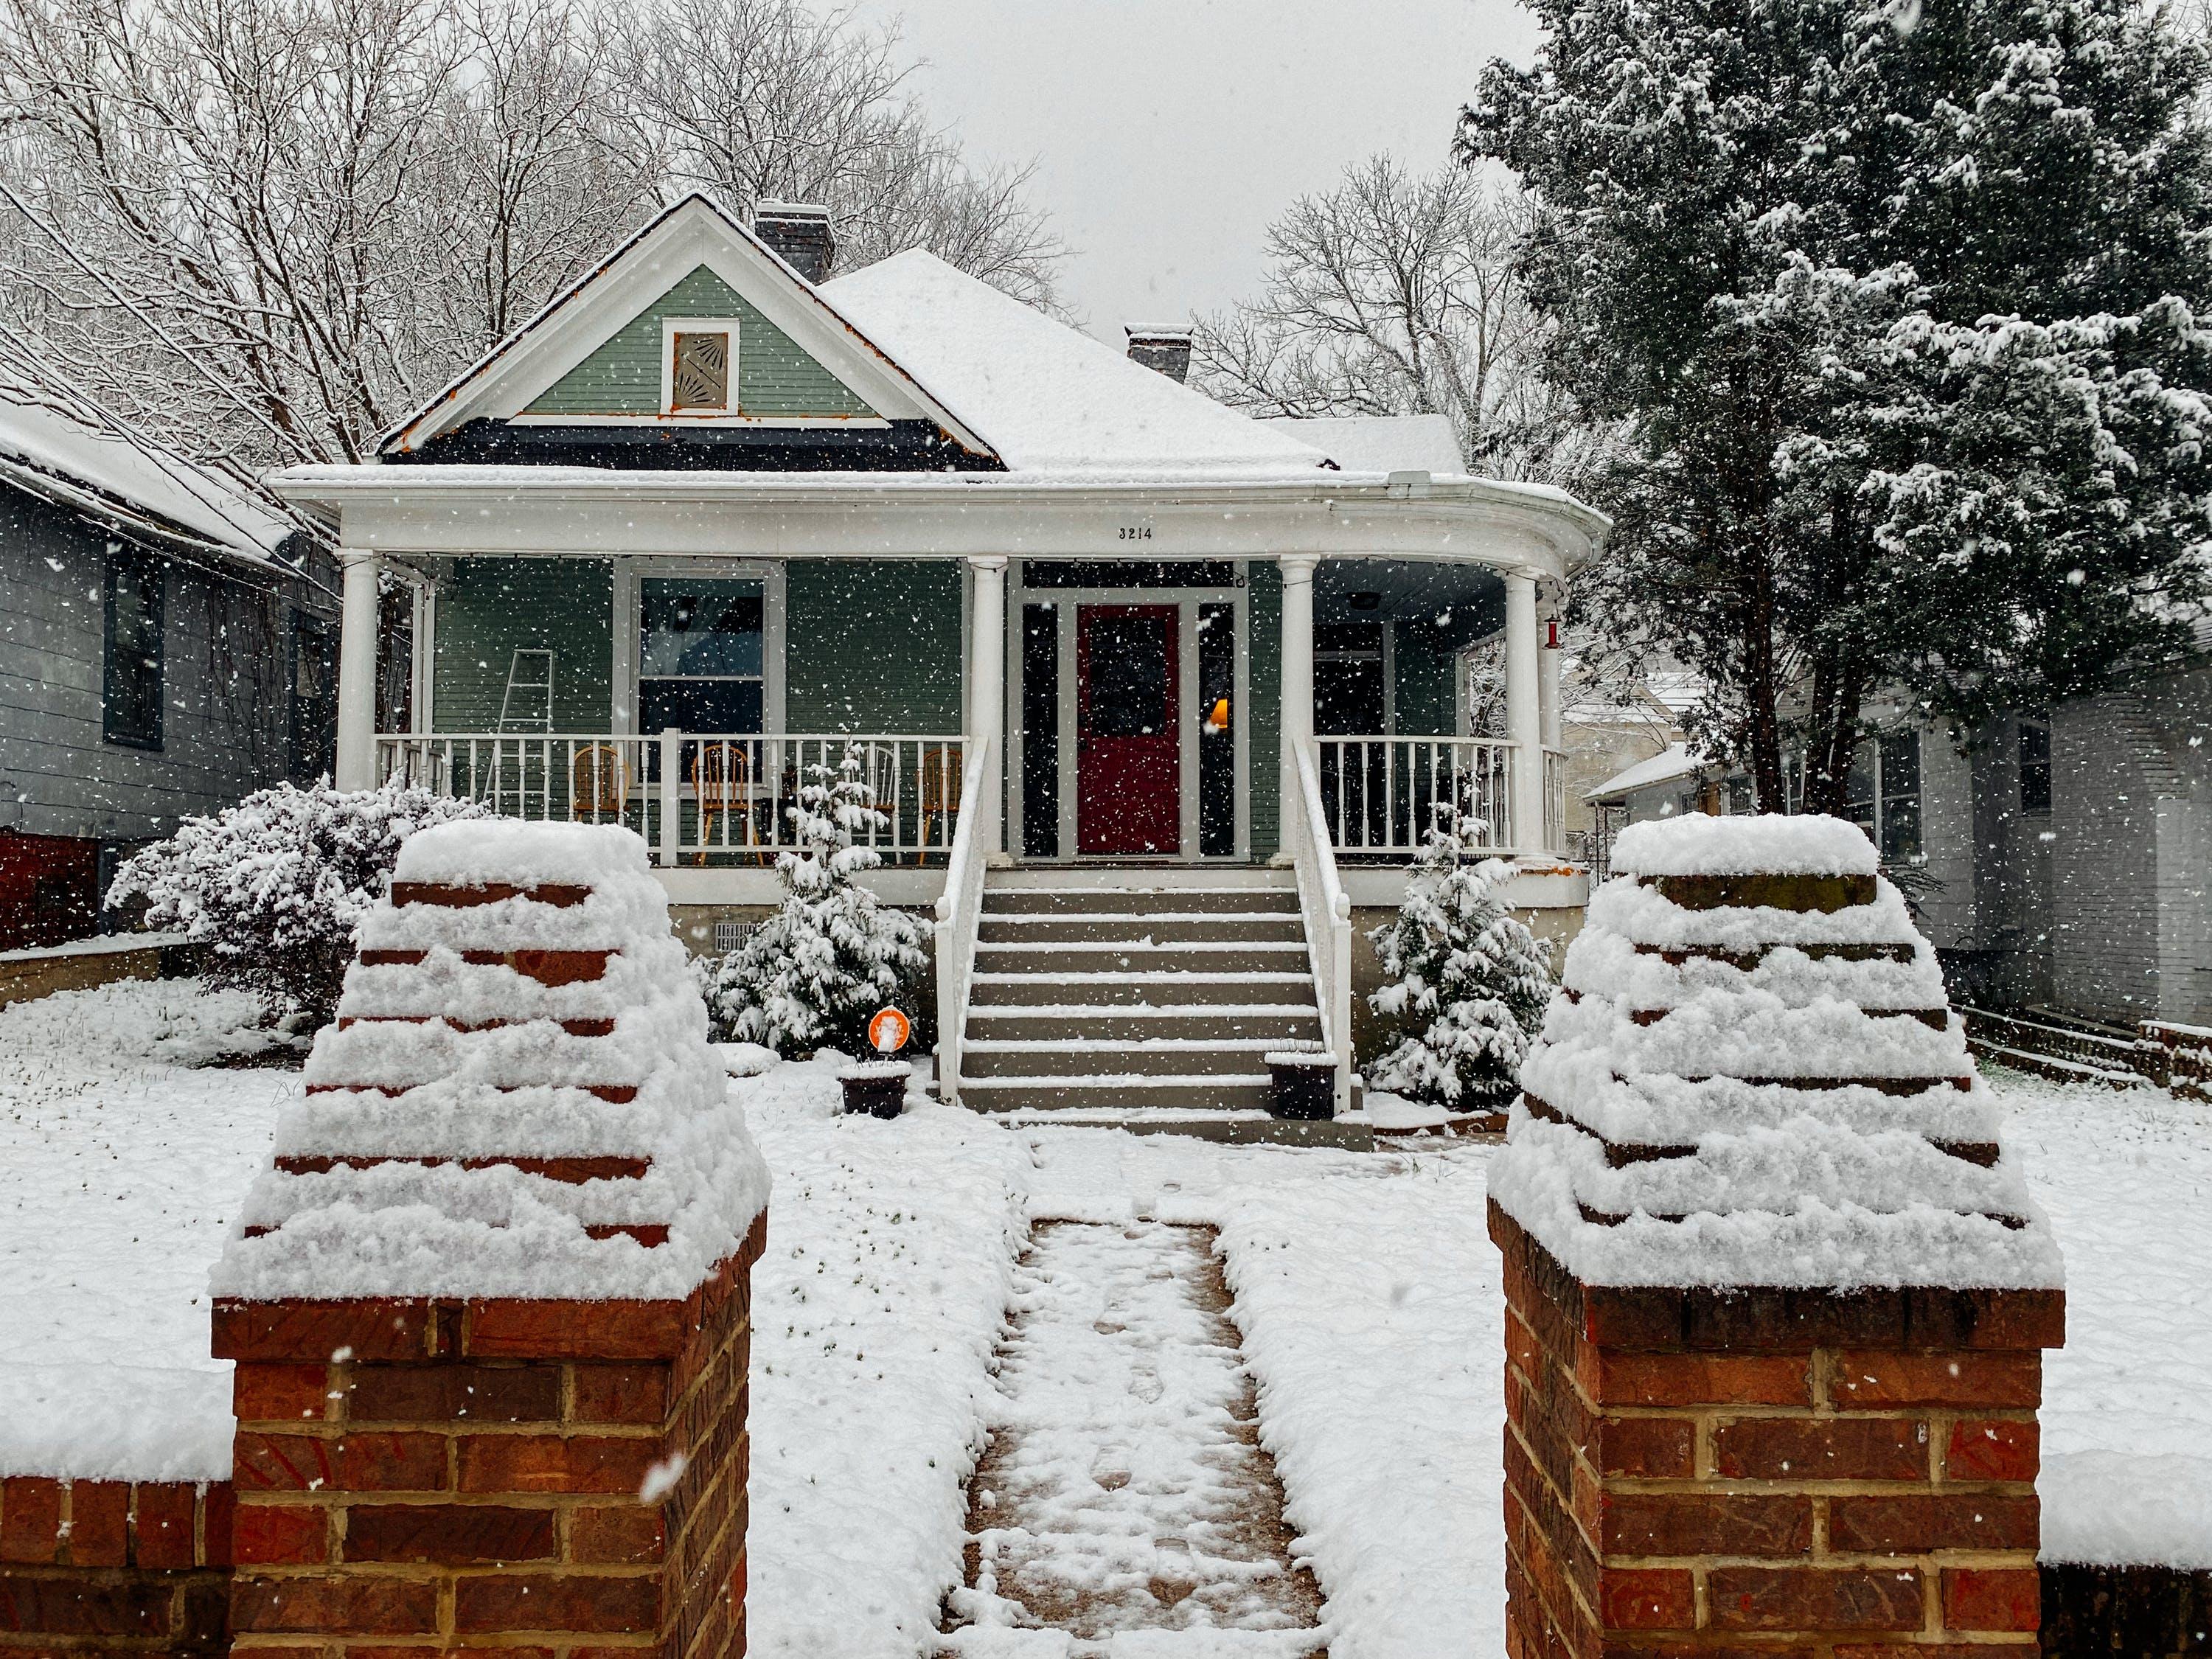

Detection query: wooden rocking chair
xmin=917 ymin=744 xmax=963 ymax=863
xmin=570 ymin=743 xmax=629 ymax=824
xmin=691 ymin=742 xmax=765 ymax=866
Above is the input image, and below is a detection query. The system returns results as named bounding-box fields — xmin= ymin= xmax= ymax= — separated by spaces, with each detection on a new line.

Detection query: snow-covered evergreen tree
xmin=108 ymin=779 xmax=488 ymax=1025
xmin=1367 ymin=805 xmax=1554 ymax=1107
xmin=706 ymin=745 xmax=926 ymax=1057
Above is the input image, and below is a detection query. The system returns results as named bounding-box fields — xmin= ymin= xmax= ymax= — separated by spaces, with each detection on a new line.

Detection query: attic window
xmin=669 ymin=329 xmax=731 ymax=411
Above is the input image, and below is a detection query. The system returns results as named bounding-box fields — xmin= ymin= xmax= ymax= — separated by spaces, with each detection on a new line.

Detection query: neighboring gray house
xmin=0 ymin=397 xmax=337 ymax=949
xmin=1585 ymin=667 xmax=2212 ymax=1030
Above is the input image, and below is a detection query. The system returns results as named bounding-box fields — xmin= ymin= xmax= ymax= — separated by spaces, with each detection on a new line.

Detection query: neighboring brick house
xmin=0 ymin=396 xmax=337 ymax=949
xmin=1583 ymin=664 xmax=2212 ymax=1029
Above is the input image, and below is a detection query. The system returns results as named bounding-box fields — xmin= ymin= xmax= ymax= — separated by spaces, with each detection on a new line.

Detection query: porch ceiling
xmin=1316 ymin=558 xmax=1506 ymax=650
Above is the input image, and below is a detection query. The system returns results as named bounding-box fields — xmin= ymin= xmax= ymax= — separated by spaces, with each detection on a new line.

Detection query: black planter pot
xmin=1267 ymin=1052 xmax=1336 ymax=1121
xmin=839 ymin=1062 xmax=910 ymax=1119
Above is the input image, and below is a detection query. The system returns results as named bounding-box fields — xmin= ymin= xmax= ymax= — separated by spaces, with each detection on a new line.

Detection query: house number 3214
xmin=1118 ymin=526 xmax=1152 ymax=540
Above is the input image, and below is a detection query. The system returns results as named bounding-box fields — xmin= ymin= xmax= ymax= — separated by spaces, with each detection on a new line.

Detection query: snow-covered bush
xmin=108 ymin=779 xmax=488 ymax=1026
xmin=706 ymin=745 xmax=926 ymax=1057
xmin=1367 ymin=805 xmax=1554 ymax=1107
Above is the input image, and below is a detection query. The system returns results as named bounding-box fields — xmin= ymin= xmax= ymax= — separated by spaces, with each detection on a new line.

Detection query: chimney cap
xmin=1124 ymin=324 xmax=1194 ymax=344
xmin=754 ymin=199 xmax=832 ymax=223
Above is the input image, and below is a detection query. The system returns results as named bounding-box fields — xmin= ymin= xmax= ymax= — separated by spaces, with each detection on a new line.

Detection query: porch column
xmin=1504 ymin=571 xmax=1543 ymax=853
xmin=335 ymin=549 xmax=380 ymax=791
xmin=966 ymin=555 xmax=1007 ymax=854
xmin=1278 ymin=553 xmax=1318 ymax=757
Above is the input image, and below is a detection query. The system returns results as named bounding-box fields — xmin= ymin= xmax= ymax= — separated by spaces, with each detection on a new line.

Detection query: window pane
xmin=639 ymin=678 xmax=761 ymax=733
xmin=1315 ymin=659 xmax=1385 ymax=734
xmin=1021 ymin=604 xmax=1060 ymax=858
xmin=1846 ymin=742 xmax=1876 ymax=830
xmin=2020 ymin=723 xmax=2052 ymax=813
xmin=641 ymin=580 xmax=762 ymax=676
xmin=104 ymin=556 xmax=164 ymax=747
xmin=1198 ymin=602 xmax=1235 ymax=856
xmin=1084 ymin=613 xmax=1171 ymax=737
xmin=1878 ymin=731 xmax=1921 ymax=860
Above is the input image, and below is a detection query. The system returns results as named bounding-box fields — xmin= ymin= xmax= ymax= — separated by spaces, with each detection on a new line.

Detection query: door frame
xmin=1006 ymin=561 xmax=1250 ymax=863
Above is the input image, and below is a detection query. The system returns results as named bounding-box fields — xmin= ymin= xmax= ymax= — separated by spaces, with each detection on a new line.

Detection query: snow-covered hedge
xmin=706 ymin=748 xmax=926 ymax=1056
xmin=108 ymin=779 xmax=488 ymax=1026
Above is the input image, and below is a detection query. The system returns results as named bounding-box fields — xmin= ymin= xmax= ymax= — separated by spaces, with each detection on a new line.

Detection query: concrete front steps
xmin=956 ymin=869 xmax=1332 ymax=1126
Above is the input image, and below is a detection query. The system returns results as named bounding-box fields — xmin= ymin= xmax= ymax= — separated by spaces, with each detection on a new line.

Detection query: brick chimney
xmin=1125 ymin=326 xmax=1192 ymax=383
xmin=754 ymin=201 xmax=835 ymax=283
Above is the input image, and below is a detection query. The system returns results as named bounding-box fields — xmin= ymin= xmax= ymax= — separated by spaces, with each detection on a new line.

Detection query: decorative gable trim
xmin=378 ymin=194 xmax=995 ymax=461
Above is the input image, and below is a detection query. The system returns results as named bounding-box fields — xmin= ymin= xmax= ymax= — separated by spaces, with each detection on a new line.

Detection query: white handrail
xmin=1287 ymin=737 xmax=1355 ymax=1116
xmin=931 ymin=734 xmax=995 ymax=1107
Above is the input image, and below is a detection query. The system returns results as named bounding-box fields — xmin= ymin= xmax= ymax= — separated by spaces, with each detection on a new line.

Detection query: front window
xmin=1877 ymin=730 xmax=1921 ymax=860
xmin=639 ymin=578 xmax=763 ymax=733
xmin=102 ymin=552 xmax=164 ymax=749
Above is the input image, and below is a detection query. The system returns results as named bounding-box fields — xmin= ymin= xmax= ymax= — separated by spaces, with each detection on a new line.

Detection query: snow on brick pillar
xmin=208 ymin=821 xmax=771 ymax=1659
xmin=1490 ymin=813 xmax=2064 ymax=1659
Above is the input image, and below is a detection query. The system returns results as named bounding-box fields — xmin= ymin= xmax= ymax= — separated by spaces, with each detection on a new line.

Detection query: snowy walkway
xmin=943 ymin=1221 xmax=1322 ymax=1655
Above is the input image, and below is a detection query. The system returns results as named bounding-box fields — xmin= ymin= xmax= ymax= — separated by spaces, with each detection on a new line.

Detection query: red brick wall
xmin=212 ymin=1211 xmax=764 ymax=1659
xmin=1495 ymin=1202 xmax=2062 ymax=1658
xmin=0 ymin=1476 xmax=233 ymax=1655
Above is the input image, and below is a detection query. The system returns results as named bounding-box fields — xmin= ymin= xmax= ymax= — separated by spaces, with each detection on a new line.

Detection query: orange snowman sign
xmin=868 ymin=1006 xmax=911 ymax=1055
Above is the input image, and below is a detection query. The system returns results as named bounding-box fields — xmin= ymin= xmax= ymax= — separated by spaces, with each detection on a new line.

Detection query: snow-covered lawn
xmin=4 ymin=979 xmax=2212 ymax=1654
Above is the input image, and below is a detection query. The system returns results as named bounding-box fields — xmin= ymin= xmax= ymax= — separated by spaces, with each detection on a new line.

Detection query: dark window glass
xmin=102 ymin=554 xmax=164 ymax=748
xmin=639 ymin=578 xmax=763 ymax=733
xmin=1198 ymin=602 xmax=1235 ymax=856
xmin=1314 ymin=622 xmax=1384 ymax=655
xmin=1846 ymin=743 xmax=1877 ymax=834
xmin=639 ymin=678 xmax=762 ymax=734
xmin=1021 ymin=604 xmax=1060 ymax=858
xmin=1084 ymin=614 xmax=1169 ymax=737
xmin=1023 ymin=560 xmax=1236 ymax=588
xmin=1878 ymin=731 xmax=1921 ymax=860
xmin=289 ymin=616 xmax=335 ymax=779
xmin=2020 ymin=722 xmax=2052 ymax=813
xmin=1314 ymin=658 xmax=1385 ymax=734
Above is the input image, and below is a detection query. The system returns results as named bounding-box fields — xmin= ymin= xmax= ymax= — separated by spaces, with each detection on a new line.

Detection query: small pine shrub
xmin=705 ymin=745 xmax=926 ymax=1057
xmin=108 ymin=779 xmax=488 ymax=1026
xmin=1367 ymin=803 xmax=1555 ymax=1107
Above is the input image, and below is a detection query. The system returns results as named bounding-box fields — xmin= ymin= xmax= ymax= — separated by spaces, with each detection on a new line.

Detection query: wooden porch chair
xmin=917 ymin=745 xmax=963 ymax=862
xmin=692 ymin=742 xmax=767 ymax=866
xmin=570 ymin=743 xmax=629 ymax=824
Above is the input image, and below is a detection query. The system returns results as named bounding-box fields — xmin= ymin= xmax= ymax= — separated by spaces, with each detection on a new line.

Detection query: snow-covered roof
xmin=1261 ymin=414 xmax=1464 ymax=476
xmin=0 ymin=395 xmax=292 ymax=566
xmin=1585 ymin=742 xmax=1705 ymax=802
xmin=820 ymin=251 xmax=1332 ymax=479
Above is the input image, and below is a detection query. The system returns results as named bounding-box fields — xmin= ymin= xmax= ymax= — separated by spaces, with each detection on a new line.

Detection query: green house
xmin=277 ymin=195 xmax=1606 ymax=1119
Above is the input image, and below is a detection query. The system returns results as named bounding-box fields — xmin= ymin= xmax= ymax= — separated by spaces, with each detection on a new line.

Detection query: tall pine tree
xmin=1467 ymin=0 xmax=2212 ymax=810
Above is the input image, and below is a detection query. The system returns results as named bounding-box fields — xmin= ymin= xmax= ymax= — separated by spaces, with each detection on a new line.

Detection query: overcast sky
xmin=848 ymin=0 xmax=1542 ymax=344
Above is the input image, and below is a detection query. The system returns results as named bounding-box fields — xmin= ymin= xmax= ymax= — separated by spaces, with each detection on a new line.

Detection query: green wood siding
xmin=434 ymin=558 xmax=613 ymax=731
xmin=785 ymin=560 xmax=963 ymax=733
xmin=1248 ymin=561 xmax=1281 ymax=858
xmin=1393 ymin=619 xmax=1456 ymax=734
xmin=526 ymin=266 xmax=876 ymax=419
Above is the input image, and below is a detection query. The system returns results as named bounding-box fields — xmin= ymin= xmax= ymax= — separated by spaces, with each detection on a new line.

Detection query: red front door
xmin=1077 ymin=605 xmax=1180 ymax=855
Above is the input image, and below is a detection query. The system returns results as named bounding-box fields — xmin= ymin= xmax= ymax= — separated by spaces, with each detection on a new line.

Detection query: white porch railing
xmin=1286 ymin=738 xmax=1355 ymax=1116
xmin=931 ymin=735 xmax=996 ymax=1108
xmin=375 ymin=731 xmax=967 ymax=866
xmin=1314 ymin=737 xmax=1517 ymax=854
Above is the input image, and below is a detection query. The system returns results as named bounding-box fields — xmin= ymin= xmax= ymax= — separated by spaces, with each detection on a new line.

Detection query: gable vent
xmin=753 ymin=201 xmax=835 ymax=284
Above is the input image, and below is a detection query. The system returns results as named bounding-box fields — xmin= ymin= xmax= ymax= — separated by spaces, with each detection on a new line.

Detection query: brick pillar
xmin=213 ymin=1211 xmax=763 ymax=1659
xmin=1496 ymin=1200 xmax=2061 ymax=1658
